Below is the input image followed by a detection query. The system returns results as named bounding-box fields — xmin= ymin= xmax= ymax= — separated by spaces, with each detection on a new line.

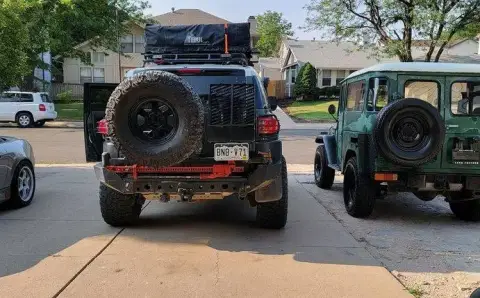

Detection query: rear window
xmin=451 ymin=81 xmax=480 ymax=115
xmin=41 ymin=94 xmax=53 ymax=103
xmin=404 ymin=81 xmax=439 ymax=107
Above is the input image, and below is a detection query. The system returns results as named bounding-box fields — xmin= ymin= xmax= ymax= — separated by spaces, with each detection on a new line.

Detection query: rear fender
xmin=342 ymin=134 xmax=374 ymax=176
xmin=321 ymin=135 xmax=338 ymax=166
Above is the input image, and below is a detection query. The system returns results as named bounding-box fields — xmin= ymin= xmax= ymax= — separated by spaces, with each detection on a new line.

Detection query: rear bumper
xmin=33 ymin=111 xmax=57 ymax=121
xmin=94 ymin=158 xmax=283 ymax=202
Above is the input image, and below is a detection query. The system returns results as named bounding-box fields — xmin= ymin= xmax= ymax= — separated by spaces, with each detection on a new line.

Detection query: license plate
xmin=214 ymin=143 xmax=249 ymax=161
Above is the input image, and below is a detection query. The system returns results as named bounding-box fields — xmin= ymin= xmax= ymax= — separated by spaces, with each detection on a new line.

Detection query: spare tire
xmin=373 ymin=98 xmax=445 ymax=167
xmin=105 ymin=70 xmax=205 ymax=167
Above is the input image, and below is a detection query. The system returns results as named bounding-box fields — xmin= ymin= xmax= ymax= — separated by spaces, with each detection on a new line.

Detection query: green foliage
xmin=303 ymin=0 xmax=480 ymax=62
xmin=0 ymin=0 xmax=151 ymax=89
xmin=0 ymin=1 xmax=30 ymax=91
xmin=256 ymin=11 xmax=294 ymax=57
xmin=293 ymin=62 xmax=318 ymax=100
xmin=55 ymin=90 xmax=74 ymax=103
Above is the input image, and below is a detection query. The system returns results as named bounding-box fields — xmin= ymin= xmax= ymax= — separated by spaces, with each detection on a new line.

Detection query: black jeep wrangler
xmin=83 ymin=23 xmax=288 ymax=229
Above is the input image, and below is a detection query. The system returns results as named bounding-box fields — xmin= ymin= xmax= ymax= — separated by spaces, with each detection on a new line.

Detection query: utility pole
xmin=116 ymin=4 xmax=122 ymax=82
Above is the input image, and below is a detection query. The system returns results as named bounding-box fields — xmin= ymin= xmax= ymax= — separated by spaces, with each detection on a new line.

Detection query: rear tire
xmin=343 ymin=156 xmax=375 ymax=218
xmin=256 ymin=156 xmax=288 ymax=229
xmin=16 ymin=112 xmax=33 ymax=128
xmin=99 ymin=184 xmax=145 ymax=226
xmin=449 ymin=190 xmax=480 ymax=222
xmin=314 ymin=145 xmax=335 ymax=189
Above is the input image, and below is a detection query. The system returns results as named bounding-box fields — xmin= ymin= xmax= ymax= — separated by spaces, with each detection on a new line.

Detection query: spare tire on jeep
xmin=373 ymin=98 xmax=445 ymax=167
xmin=105 ymin=70 xmax=205 ymax=166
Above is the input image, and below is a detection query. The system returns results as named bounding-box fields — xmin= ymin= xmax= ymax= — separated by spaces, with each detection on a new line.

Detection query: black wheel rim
xmin=128 ymin=98 xmax=179 ymax=144
xmin=344 ymin=166 xmax=356 ymax=209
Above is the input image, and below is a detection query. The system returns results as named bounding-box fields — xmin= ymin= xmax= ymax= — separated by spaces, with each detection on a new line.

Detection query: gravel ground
xmin=297 ymin=174 xmax=480 ymax=298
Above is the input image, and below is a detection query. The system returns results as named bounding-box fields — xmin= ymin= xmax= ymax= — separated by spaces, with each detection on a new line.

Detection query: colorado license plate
xmin=214 ymin=143 xmax=249 ymax=161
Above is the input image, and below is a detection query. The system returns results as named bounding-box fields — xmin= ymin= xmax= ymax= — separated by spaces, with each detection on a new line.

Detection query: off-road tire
xmin=256 ymin=156 xmax=288 ymax=229
xmin=343 ymin=157 xmax=375 ymax=218
xmin=314 ymin=145 xmax=335 ymax=189
xmin=373 ymin=98 xmax=445 ymax=167
xmin=9 ymin=160 xmax=36 ymax=208
xmin=16 ymin=112 xmax=33 ymax=128
xmin=105 ymin=70 xmax=205 ymax=167
xmin=33 ymin=120 xmax=46 ymax=127
xmin=449 ymin=190 xmax=480 ymax=222
xmin=99 ymin=184 xmax=145 ymax=226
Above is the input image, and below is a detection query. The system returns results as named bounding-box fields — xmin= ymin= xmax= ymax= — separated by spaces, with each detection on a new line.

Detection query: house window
xmin=336 ymin=70 xmax=346 ymax=86
xmin=92 ymin=52 xmax=105 ymax=64
xmin=346 ymin=80 xmax=365 ymax=111
xmin=80 ymin=67 xmax=105 ymax=83
xmin=322 ymin=70 xmax=331 ymax=87
xmin=80 ymin=67 xmax=92 ymax=83
xmin=93 ymin=68 xmax=105 ymax=83
xmin=121 ymin=34 xmax=134 ymax=53
xmin=135 ymin=35 xmax=145 ymax=53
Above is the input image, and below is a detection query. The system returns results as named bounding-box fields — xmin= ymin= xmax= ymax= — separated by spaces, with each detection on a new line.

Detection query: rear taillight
xmin=176 ymin=68 xmax=202 ymax=75
xmin=257 ymin=115 xmax=280 ymax=135
xmin=97 ymin=119 xmax=108 ymax=135
xmin=39 ymin=104 xmax=46 ymax=111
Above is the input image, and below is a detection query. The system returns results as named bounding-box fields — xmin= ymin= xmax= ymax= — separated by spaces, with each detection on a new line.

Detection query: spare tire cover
xmin=105 ymin=70 xmax=205 ymax=167
xmin=373 ymin=98 xmax=445 ymax=167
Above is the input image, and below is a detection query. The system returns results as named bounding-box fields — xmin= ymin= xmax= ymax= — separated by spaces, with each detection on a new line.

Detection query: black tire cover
xmin=105 ymin=70 xmax=205 ymax=167
xmin=373 ymin=98 xmax=445 ymax=167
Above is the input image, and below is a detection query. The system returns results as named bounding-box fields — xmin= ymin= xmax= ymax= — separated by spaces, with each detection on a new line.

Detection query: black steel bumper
xmin=94 ymin=158 xmax=283 ymax=202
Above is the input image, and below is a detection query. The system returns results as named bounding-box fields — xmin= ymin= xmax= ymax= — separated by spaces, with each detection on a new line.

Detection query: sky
xmin=144 ymin=0 xmax=320 ymax=40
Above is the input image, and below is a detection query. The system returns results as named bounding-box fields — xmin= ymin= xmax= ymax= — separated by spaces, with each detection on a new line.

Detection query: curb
xmin=0 ymin=121 xmax=83 ymax=129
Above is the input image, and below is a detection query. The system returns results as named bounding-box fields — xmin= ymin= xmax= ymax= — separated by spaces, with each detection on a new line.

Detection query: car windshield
xmin=451 ymin=81 xmax=480 ymax=115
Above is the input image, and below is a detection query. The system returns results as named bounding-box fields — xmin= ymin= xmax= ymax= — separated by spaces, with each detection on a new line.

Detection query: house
xmin=258 ymin=57 xmax=282 ymax=80
xmin=279 ymin=36 xmax=480 ymax=97
xmin=61 ymin=9 xmax=259 ymax=84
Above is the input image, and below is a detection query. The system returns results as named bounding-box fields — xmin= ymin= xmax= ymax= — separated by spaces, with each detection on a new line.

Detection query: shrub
xmin=293 ymin=62 xmax=318 ymax=100
xmin=55 ymin=90 xmax=74 ymax=103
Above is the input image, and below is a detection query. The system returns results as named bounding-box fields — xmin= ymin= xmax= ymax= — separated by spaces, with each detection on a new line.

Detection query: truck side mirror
xmin=328 ymin=104 xmax=336 ymax=115
xmin=268 ymin=96 xmax=278 ymax=111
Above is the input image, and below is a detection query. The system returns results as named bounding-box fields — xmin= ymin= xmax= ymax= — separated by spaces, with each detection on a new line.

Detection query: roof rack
xmin=142 ymin=23 xmax=258 ymax=67
xmin=143 ymin=52 xmax=258 ymax=67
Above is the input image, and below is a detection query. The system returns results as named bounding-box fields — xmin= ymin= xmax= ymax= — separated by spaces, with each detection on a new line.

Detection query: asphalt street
xmin=0 ymin=127 xmax=328 ymax=164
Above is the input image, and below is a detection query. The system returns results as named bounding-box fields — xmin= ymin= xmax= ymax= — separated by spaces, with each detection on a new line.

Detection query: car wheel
xmin=34 ymin=120 xmax=46 ymax=127
xmin=9 ymin=160 xmax=36 ymax=208
xmin=16 ymin=112 xmax=33 ymax=128
xmin=256 ymin=156 xmax=288 ymax=229
xmin=343 ymin=156 xmax=375 ymax=218
xmin=314 ymin=144 xmax=335 ymax=189
xmin=99 ymin=184 xmax=145 ymax=227
xmin=449 ymin=190 xmax=480 ymax=222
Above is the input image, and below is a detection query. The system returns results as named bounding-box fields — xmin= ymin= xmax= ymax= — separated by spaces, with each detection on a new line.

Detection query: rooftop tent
xmin=144 ymin=23 xmax=252 ymax=55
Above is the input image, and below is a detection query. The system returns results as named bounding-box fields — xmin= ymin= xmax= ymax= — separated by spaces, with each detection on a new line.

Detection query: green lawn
xmin=285 ymin=100 xmax=338 ymax=122
xmin=55 ymin=102 xmax=83 ymax=121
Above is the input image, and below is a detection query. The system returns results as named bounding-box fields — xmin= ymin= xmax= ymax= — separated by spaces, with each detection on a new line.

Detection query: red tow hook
xmin=200 ymin=161 xmax=237 ymax=179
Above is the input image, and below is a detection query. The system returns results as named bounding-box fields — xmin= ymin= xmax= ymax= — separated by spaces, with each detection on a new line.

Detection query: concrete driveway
xmin=0 ymin=165 xmax=410 ymax=298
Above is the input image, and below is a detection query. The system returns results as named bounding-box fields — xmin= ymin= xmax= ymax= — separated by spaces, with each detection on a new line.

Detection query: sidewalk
xmin=0 ymin=169 xmax=411 ymax=298
xmin=274 ymin=107 xmax=335 ymax=131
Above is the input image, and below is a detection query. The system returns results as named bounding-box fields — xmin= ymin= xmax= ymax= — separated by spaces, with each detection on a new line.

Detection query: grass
xmin=285 ymin=100 xmax=338 ymax=122
xmin=407 ymin=286 xmax=425 ymax=298
xmin=55 ymin=102 xmax=83 ymax=121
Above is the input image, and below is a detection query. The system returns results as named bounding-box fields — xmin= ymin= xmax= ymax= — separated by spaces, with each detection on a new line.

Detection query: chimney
xmin=248 ymin=16 xmax=257 ymax=35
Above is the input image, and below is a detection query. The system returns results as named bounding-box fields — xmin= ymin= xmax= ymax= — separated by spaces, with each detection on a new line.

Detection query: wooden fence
xmin=50 ymin=83 xmax=84 ymax=101
xmin=266 ymin=80 xmax=286 ymax=99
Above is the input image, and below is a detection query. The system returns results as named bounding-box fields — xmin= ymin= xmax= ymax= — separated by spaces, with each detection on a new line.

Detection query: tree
xmin=0 ymin=1 xmax=30 ymax=91
xmin=294 ymin=62 xmax=318 ymax=99
xmin=303 ymin=0 xmax=480 ymax=62
xmin=0 ymin=0 xmax=150 ymax=90
xmin=256 ymin=11 xmax=294 ymax=57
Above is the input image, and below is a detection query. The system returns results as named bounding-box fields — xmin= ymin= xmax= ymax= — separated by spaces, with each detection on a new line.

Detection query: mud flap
xmin=254 ymin=174 xmax=282 ymax=203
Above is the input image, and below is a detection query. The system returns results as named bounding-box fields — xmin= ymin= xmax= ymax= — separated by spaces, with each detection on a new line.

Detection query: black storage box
xmin=144 ymin=23 xmax=252 ymax=54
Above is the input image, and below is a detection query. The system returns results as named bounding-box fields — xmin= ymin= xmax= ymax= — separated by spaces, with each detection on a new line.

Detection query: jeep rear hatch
xmin=84 ymin=68 xmax=261 ymax=162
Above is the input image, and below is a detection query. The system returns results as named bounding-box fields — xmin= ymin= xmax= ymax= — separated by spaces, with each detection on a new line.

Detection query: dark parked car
xmin=0 ymin=136 xmax=36 ymax=207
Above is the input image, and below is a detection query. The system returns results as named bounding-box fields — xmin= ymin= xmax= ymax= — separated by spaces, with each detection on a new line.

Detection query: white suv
xmin=0 ymin=91 xmax=57 ymax=128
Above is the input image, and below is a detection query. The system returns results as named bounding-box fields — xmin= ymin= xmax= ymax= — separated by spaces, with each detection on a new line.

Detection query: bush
xmin=293 ymin=62 xmax=318 ymax=100
xmin=55 ymin=90 xmax=74 ymax=103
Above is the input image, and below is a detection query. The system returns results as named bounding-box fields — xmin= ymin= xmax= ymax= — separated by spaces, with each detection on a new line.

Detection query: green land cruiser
xmin=314 ymin=62 xmax=480 ymax=221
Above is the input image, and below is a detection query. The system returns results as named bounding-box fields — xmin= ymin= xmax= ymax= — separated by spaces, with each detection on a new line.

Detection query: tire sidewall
xmin=106 ymin=70 xmax=205 ymax=166
xmin=17 ymin=113 xmax=33 ymax=128
xmin=343 ymin=158 xmax=357 ymax=213
xmin=374 ymin=98 xmax=445 ymax=167
xmin=10 ymin=160 xmax=36 ymax=207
